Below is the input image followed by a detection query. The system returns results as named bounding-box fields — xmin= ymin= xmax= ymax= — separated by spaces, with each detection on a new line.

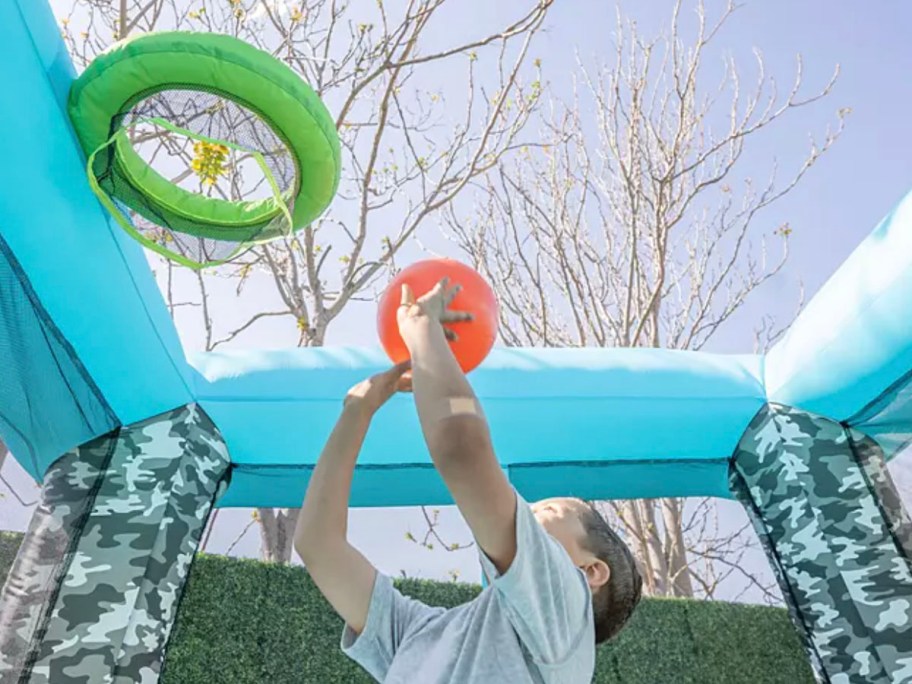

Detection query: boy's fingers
xmin=425 ymin=278 xmax=447 ymax=301
xmin=442 ymin=310 xmax=474 ymax=323
xmin=443 ymin=328 xmax=458 ymax=342
xmin=397 ymin=373 xmax=413 ymax=392
xmin=400 ymin=284 xmax=416 ymax=307
xmin=390 ymin=359 xmax=412 ymax=376
xmin=444 ymin=283 xmax=462 ymax=304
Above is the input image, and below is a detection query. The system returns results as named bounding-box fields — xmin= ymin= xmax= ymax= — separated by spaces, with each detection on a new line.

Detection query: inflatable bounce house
xmin=0 ymin=1 xmax=910 ymax=682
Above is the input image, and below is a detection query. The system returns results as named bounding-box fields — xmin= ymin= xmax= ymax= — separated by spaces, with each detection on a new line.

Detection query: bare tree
xmin=445 ymin=0 xmax=846 ymax=598
xmin=62 ymin=0 xmax=553 ymax=562
xmin=405 ymin=507 xmax=474 ymax=554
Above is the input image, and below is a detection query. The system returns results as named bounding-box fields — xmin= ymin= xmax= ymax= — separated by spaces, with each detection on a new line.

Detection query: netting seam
xmin=229 ymin=457 xmax=732 ymax=473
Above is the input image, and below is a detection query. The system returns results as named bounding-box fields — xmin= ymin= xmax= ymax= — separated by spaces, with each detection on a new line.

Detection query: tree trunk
xmin=617 ymin=499 xmax=657 ymax=595
xmin=639 ymin=500 xmax=670 ymax=595
xmin=662 ymin=498 xmax=695 ymax=597
xmin=257 ymin=507 xmax=301 ymax=563
xmin=619 ymin=498 xmax=695 ymax=597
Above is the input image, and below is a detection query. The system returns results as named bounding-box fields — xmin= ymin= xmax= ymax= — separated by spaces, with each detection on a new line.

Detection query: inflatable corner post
xmin=0 ymin=0 xmax=910 ymax=681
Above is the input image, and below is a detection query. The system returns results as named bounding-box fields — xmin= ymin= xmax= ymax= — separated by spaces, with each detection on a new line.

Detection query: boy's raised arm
xmin=400 ymin=281 xmax=519 ymax=575
xmin=294 ymin=363 xmax=410 ymax=634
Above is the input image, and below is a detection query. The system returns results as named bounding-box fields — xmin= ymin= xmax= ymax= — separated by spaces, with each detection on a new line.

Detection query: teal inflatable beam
xmin=766 ymin=189 xmax=912 ymax=426
xmin=0 ymin=0 xmax=194 ymax=455
xmin=191 ymin=348 xmax=766 ymax=507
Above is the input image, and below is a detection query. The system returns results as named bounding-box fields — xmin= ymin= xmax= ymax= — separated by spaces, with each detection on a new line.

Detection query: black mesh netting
xmin=91 ymin=89 xmax=297 ymax=266
xmin=848 ymin=369 xmax=912 ymax=463
xmin=0 ymin=235 xmax=116 ymax=478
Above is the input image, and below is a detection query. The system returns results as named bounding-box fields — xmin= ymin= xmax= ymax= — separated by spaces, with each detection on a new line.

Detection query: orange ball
xmin=377 ymin=258 xmax=498 ymax=373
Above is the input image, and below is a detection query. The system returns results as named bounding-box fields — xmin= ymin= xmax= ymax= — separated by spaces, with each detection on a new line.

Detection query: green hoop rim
xmin=69 ymin=31 xmax=341 ymax=239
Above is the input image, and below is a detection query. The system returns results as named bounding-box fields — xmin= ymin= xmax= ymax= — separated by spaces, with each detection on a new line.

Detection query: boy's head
xmin=531 ymin=498 xmax=642 ymax=643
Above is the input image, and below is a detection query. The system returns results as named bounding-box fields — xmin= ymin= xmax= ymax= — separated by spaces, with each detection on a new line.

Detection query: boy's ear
xmin=581 ymin=558 xmax=611 ymax=590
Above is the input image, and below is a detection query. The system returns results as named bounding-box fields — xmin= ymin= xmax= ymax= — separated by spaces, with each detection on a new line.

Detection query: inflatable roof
xmin=2 ymin=0 xmax=911 ymax=508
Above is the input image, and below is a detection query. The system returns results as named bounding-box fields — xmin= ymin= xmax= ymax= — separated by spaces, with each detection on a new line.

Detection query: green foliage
xmin=0 ymin=531 xmax=20 ymax=582
xmin=0 ymin=532 xmax=813 ymax=683
xmin=593 ymin=597 xmax=814 ymax=683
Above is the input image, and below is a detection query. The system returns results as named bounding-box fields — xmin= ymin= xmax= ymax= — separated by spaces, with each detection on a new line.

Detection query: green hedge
xmin=0 ymin=531 xmax=19 ymax=582
xmin=0 ymin=531 xmax=814 ymax=683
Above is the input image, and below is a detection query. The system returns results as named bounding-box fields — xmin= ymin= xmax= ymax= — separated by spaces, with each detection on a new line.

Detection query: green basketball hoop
xmin=68 ymin=31 xmax=341 ymax=269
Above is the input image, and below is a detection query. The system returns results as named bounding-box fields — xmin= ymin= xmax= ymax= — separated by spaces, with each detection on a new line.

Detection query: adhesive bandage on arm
xmin=421 ymin=396 xmax=484 ymax=427
xmin=447 ymin=397 xmax=481 ymax=417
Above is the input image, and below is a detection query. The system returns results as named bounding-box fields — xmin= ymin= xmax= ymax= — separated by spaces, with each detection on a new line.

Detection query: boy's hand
xmin=398 ymin=278 xmax=473 ymax=347
xmin=344 ymin=361 xmax=412 ymax=414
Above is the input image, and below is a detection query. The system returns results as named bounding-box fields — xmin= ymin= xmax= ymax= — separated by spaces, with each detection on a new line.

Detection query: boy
xmin=295 ymin=279 xmax=642 ymax=683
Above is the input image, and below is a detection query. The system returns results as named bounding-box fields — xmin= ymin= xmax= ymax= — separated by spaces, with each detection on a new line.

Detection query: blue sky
xmin=2 ymin=0 xmax=910 ymax=599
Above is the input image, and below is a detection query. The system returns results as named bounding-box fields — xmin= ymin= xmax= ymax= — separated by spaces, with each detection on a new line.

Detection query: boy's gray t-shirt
xmin=341 ymin=491 xmax=595 ymax=683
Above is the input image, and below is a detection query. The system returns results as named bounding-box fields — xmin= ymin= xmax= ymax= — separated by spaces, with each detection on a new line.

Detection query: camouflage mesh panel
xmin=0 ymin=431 xmax=115 ymax=678
xmin=0 ymin=404 xmax=230 ymax=684
xmin=731 ymin=403 xmax=912 ymax=684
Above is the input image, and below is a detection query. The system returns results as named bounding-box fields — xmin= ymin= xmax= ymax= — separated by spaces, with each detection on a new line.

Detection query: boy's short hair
xmin=578 ymin=502 xmax=643 ymax=643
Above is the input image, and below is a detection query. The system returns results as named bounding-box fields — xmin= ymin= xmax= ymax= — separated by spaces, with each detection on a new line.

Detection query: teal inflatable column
xmin=0 ymin=405 xmax=230 ymax=684
xmin=731 ymin=404 xmax=912 ymax=683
